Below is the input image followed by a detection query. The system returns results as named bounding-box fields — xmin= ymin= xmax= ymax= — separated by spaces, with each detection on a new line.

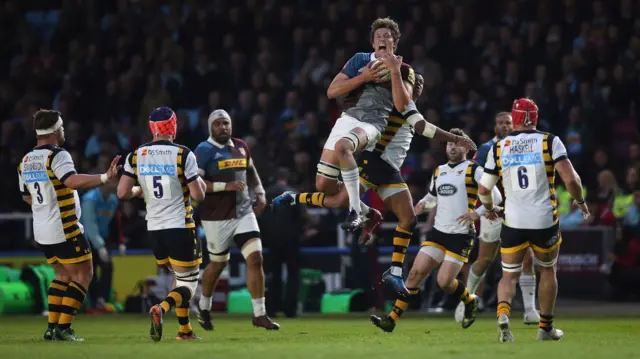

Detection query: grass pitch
xmin=0 ymin=314 xmax=639 ymax=359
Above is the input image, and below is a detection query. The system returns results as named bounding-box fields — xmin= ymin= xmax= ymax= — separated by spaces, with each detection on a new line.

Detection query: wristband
xmin=254 ymin=185 xmax=265 ymax=195
xmin=575 ymin=198 xmax=585 ymax=205
xmin=100 ymin=173 xmax=108 ymax=184
xmin=213 ymin=182 xmax=226 ymax=192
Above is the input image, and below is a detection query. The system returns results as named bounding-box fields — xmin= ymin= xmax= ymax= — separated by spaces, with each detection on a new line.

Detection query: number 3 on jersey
xmin=146 ymin=175 xmax=172 ymax=200
xmin=32 ymin=182 xmax=47 ymax=204
xmin=511 ymin=165 xmax=537 ymax=192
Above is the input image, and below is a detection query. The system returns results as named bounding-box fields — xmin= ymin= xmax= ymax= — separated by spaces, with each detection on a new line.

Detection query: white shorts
xmin=202 ymin=212 xmax=260 ymax=262
xmin=479 ymin=216 xmax=502 ymax=243
xmin=323 ymin=113 xmax=381 ymax=151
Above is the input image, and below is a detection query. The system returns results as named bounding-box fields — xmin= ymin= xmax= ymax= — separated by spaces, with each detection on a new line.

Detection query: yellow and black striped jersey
xmin=428 ymin=160 xmax=482 ymax=234
xmin=123 ymin=140 xmax=199 ymax=231
xmin=484 ymin=130 xmax=568 ymax=229
xmin=18 ymin=145 xmax=83 ymax=245
xmin=364 ymin=102 xmax=418 ymax=171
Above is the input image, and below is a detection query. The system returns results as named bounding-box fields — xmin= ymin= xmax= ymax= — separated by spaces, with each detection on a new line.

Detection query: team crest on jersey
xmin=457 ymin=170 xmax=464 ymax=175
xmin=437 ymin=184 xmax=457 ymax=196
xmin=505 ymin=140 xmax=511 ymax=146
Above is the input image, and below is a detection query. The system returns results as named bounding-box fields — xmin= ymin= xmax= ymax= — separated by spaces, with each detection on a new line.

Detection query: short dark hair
xmin=33 ymin=109 xmax=61 ymax=132
xmin=495 ymin=111 xmax=511 ymax=119
xmin=370 ymin=17 xmax=401 ymax=44
xmin=450 ymin=128 xmax=469 ymax=138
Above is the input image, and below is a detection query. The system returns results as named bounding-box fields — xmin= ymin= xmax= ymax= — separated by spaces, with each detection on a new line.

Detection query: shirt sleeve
xmin=340 ymin=53 xmax=369 ymax=78
xmin=473 ymin=165 xmax=484 ymax=184
xmin=122 ymin=153 xmax=135 ymax=178
xmin=184 ymin=151 xmax=200 ymax=183
xmin=401 ymin=64 xmax=416 ymax=87
xmin=551 ymin=136 xmax=569 ymax=163
xmin=483 ymin=144 xmax=499 ymax=175
xmin=17 ymin=164 xmax=28 ymax=195
xmin=474 ymin=143 xmax=490 ymax=167
xmin=51 ymin=150 xmax=77 ymax=183
xmin=194 ymin=143 xmax=209 ymax=177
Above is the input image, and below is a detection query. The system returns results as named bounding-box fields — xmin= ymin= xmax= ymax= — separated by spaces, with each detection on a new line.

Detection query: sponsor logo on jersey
xmin=141 ymin=149 xmax=173 ymax=156
xmin=24 ymin=154 xmax=44 ymax=162
xmin=23 ymin=171 xmax=49 ymax=183
xmin=457 ymin=170 xmax=464 ymax=175
xmin=138 ymin=164 xmax=176 ymax=176
xmin=218 ymin=158 xmax=247 ymax=170
xmin=23 ymin=162 xmax=45 ymax=172
xmin=437 ymin=184 xmax=457 ymax=196
xmin=502 ymin=153 xmax=542 ymax=168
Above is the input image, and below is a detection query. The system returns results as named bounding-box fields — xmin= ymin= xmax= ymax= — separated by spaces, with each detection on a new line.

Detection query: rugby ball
xmin=369 ymin=59 xmax=391 ymax=83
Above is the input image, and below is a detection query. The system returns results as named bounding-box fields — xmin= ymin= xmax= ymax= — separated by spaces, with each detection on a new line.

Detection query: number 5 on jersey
xmin=146 ymin=175 xmax=172 ymax=200
xmin=511 ymin=165 xmax=536 ymax=192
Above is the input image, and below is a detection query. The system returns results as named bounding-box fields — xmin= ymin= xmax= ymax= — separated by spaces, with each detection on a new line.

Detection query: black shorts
xmin=40 ymin=234 xmax=92 ymax=265
xmin=500 ymin=224 xmax=562 ymax=254
xmin=357 ymin=151 xmax=407 ymax=200
xmin=149 ymin=228 xmax=203 ymax=267
xmin=421 ymin=228 xmax=475 ymax=263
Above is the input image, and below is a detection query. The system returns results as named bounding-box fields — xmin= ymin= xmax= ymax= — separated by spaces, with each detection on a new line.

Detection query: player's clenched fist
xmin=225 ymin=181 xmax=246 ymax=192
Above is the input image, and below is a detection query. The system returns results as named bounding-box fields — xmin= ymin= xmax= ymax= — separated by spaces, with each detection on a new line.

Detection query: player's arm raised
xmin=553 ymin=137 xmax=589 ymax=218
xmin=56 ymin=152 xmax=121 ymax=190
xmin=379 ymin=42 xmax=412 ymax=112
xmin=117 ymin=153 xmax=143 ymax=200
xmin=407 ymin=112 xmax=477 ymax=151
xmin=327 ymin=54 xmax=382 ymax=99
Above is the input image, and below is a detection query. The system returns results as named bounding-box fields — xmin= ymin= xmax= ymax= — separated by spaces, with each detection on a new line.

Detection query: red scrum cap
xmin=149 ymin=107 xmax=177 ymax=137
xmin=511 ymin=98 xmax=539 ymax=127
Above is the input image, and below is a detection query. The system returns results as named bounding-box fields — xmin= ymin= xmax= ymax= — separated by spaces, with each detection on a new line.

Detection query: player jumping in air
xmin=454 ymin=112 xmax=540 ymax=325
xmin=370 ymin=129 xmax=499 ymax=332
xmin=477 ymin=98 xmax=589 ymax=342
xmin=194 ymin=110 xmax=278 ymax=331
xmin=18 ymin=109 xmax=120 ymax=341
xmin=118 ymin=107 xmax=207 ymax=341
xmin=273 ymin=74 xmax=474 ymax=295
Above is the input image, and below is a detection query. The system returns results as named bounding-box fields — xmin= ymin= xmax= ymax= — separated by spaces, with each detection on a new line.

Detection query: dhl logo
xmin=218 ymin=158 xmax=247 ymax=170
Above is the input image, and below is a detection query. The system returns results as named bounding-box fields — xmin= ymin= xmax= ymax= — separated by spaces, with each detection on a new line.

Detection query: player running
xmin=370 ymin=128 xmax=496 ymax=332
xmin=118 ymin=107 xmax=207 ymax=341
xmin=194 ymin=110 xmax=278 ymax=331
xmin=477 ymin=98 xmax=589 ymax=342
xmin=273 ymin=74 xmax=474 ymax=295
xmin=18 ymin=109 xmax=120 ymax=341
xmin=454 ymin=112 xmax=540 ymax=325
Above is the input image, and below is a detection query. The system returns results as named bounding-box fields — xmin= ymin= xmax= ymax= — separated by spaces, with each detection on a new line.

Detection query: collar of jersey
xmin=446 ymin=160 xmax=467 ymax=168
xmin=207 ymin=137 xmax=233 ymax=148
xmin=509 ymin=129 xmax=540 ymax=136
xmin=33 ymin=144 xmax=57 ymax=150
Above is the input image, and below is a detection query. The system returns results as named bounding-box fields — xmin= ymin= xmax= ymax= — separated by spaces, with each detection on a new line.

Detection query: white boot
xmin=497 ymin=314 xmax=515 ymax=343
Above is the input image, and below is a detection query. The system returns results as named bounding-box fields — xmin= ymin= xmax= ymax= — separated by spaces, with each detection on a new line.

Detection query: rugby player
xmin=18 ymin=109 xmax=120 ymax=341
xmin=477 ymin=98 xmax=589 ymax=342
xmin=194 ymin=110 xmax=278 ymax=331
xmin=273 ymin=74 xmax=474 ymax=295
xmin=370 ymin=128 xmax=497 ymax=332
xmin=118 ymin=107 xmax=207 ymax=341
xmin=316 ymin=18 xmax=415 ymax=230
xmin=454 ymin=112 xmax=540 ymax=325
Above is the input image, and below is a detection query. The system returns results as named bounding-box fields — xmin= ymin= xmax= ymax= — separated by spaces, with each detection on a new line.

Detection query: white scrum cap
xmin=207 ymin=109 xmax=231 ymax=136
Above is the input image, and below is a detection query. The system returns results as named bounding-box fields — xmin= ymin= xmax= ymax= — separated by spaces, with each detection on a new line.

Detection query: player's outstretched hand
xmin=415 ymin=199 xmax=427 ymax=215
xmin=456 ymin=136 xmax=477 ymax=151
xmin=576 ymin=200 xmax=590 ymax=220
xmin=379 ymin=53 xmax=402 ymax=74
xmin=457 ymin=211 xmax=480 ymax=225
xmin=225 ymin=181 xmax=246 ymax=192
xmin=106 ymin=155 xmax=122 ymax=180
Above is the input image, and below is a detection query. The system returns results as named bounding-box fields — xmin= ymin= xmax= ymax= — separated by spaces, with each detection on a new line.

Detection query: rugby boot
xmin=176 ymin=331 xmax=201 ymax=340
xmin=381 ymin=268 xmax=409 ymax=296
xmin=359 ymin=208 xmax=383 ymax=245
xmin=197 ymin=306 xmax=214 ymax=331
xmin=497 ymin=314 xmax=515 ymax=343
xmin=43 ymin=327 xmax=56 ymax=341
xmin=536 ymin=327 xmax=564 ymax=341
xmin=271 ymin=191 xmax=296 ymax=210
xmin=57 ymin=328 xmax=84 ymax=342
xmin=370 ymin=315 xmax=396 ymax=333
xmin=524 ymin=310 xmax=541 ymax=325
xmin=341 ymin=209 xmax=364 ymax=232
xmin=149 ymin=304 xmax=164 ymax=342
xmin=461 ymin=295 xmax=479 ymax=329
xmin=252 ymin=315 xmax=280 ymax=330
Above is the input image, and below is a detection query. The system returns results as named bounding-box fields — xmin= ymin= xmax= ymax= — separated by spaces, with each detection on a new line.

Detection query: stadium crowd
xmin=0 ymin=0 xmax=639 ymax=293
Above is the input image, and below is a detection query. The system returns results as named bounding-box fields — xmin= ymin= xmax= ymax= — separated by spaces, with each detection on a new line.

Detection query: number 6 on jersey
xmin=511 ymin=165 xmax=536 ymax=191
xmin=146 ymin=175 xmax=171 ymax=199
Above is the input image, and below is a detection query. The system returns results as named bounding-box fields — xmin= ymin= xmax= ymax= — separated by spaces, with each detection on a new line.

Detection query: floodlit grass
xmin=0 ymin=313 xmax=639 ymax=359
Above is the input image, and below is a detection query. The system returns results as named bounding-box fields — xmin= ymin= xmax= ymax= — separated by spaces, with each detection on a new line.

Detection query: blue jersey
xmin=80 ymin=188 xmax=119 ymax=249
xmin=194 ymin=137 xmax=252 ymax=221
xmin=473 ymin=137 xmax=498 ymax=167
xmin=339 ymin=52 xmax=373 ymax=110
